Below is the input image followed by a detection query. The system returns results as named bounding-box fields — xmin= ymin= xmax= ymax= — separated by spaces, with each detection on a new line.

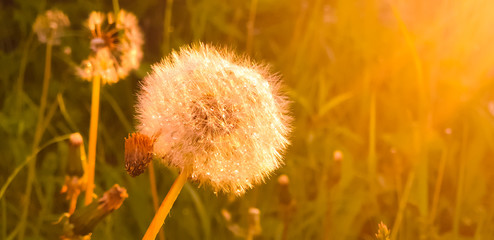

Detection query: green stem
xmin=1 ymin=197 xmax=6 ymax=240
xmin=368 ymin=90 xmax=376 ymax=190
xmin=18 ymin=34 xmax=53 ymax=240
xmin=0 ymin=134 xmax=72 ymax=201
xmin=112 ymin=0 xmax=120 ymax=17
xmin=453 ymin=125 xmax=469 ymax=239
xmin=162 ymin=0 xmax=174 ymax=54
xmin=143 ymin=169 xmax=189 ymax=240
xmin=148 ymin=163 xmax=166 ymax=240
xmin=430 ymin=147 xmax=448 ymax=225
xmin=246 ymin=0 xmax=258 ymax=55
xmin=15 ymin=32 xmax=34 ymax=120
xmin=391 ymin=170 xmax=416 ymax=240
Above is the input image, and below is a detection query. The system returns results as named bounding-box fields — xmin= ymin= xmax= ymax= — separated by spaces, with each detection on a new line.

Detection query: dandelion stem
xmin=143 ymin=169 xmax=189 ymax=240
xmin=430 ymin=147 xmax=448 ymax=224
xmin=391 ymin=170 xmax=415 ymax=240
xmin=162 ymin=0 xmax=174 ymax=54
xmin=246 ymin=0 xmax=258 ymax=55
xmin=18 ymin=33 xmax=53 ymax=240
xmin=148 ymin=162 xmax=166 ymax=240
xmin=112 ymin=0 xmax=120 ymax=16
xmin=69 ymin=192 xmax=78 ymax=214
xmin=368 ymin=90 xmax=376 ymax=192
xmin=15 ymin=32 xmax=34 ymax=119
xmin=453 ymin=125 xmax=469 ymax=239
xmin=85 ymin=74 xmax=101 ymax=205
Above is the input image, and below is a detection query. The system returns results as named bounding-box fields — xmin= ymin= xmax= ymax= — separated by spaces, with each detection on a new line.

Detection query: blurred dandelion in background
xmin=32 ymin=9 xmax=70 ymax=45
xmin=77 ymin=10 xmax=143 ymax=84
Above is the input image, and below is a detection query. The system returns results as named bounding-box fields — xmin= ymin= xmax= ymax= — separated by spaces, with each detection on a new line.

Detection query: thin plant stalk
xmin=391 ymin=170 xmax=416 ymax=240
xmin=162 ymin=0 xmax=174 ymax=54
xmin=67 ymin=138 xmax=88 ymax=215
xmin=246 ymin=0 xmax=258 ymax=55
xmin=246 ymin=233 xmax=254 ymax=240
xmin=85 ymin=74 xmax=101 ymax=205
xmin=430 ymin=148 xmax=448 ymax=224
xmin=143 ymin=169 xmax=189 ymax=240
xmin=368 ymin=90 xmax=376 ymax=194
xmin=1 ymin=194 xmax=6 ymax=239
xmin=148 ymin=162 xmax=166 ymax=240
xmin=15 ymin=32 xmax=34 ymax=119
xmin=453 ymin=126 xmax=469 ymax=239
xmin=18 ymin=33 xmax=54 ymax=240
xmin=112 ymin=0 xmax=120 ymax=16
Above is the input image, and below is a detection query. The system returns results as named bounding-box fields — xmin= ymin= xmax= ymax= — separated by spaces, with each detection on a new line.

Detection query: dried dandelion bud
xmin=375 ymin=221 xmax=390 ymax=240
xmin=33 ymin=9 xmax=70 ymax=45
xmin=221 ymin=208 xmax=232 ymax=222
xmin=248 ymin=208 xmax=262 ymax=236
xmin=278 ymin=174 xmax=289 ymax=185
xmin=333 ymin=150 xmax=343 ymax=162
xmin=136 ymin=44 xmax=291 ymax=194
xmin=67 ymin=133 xmax=84 ymax=177
xmin=68 ymin=184 xmax=128 ymax=236
xmin=125 ymin=132 xmax=155 ymax=177
xmin=62 ymin=133 xmax=86 ymax=214
xmin=77 ymin=9 xmax=143 ymax=84
xmin=277 ymin=174 xmax=292 ymax=205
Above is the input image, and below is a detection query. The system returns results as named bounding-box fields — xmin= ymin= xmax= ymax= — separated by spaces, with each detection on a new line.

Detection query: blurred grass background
xmin=2 ymin=0 xmax=494 ymax=239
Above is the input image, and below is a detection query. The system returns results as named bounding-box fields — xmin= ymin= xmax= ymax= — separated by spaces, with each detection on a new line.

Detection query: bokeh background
xmin=2 ymin=0 xmax=494 ymax=239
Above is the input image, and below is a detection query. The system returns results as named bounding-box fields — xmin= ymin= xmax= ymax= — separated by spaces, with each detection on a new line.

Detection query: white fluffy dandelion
xmin=135 ymin=44 xmax=291 ymax=194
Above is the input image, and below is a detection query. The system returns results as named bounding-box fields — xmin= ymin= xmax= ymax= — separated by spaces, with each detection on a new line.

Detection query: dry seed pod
xmin=124 ymin=132 xmax=154 ymax=177
xmin=67 ymin=184 xmax=128 ymax=236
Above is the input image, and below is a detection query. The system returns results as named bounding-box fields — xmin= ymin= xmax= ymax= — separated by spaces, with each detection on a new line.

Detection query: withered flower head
xmin=67 ymin=184 xmax=128 ymax=236
xmin=33 ymin=9 xmax=70 ymax=45
xmin=77 ymin=9 xmax=143 ymax=85
xmin=135 ymin=44 xmax=291 ymax=194
xmin=125 ymin=132 xmax=155 ymax=177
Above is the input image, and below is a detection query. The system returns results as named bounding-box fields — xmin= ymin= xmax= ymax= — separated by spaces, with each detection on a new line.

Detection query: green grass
xmin=2 ymin=0 xmax=494 ymax=239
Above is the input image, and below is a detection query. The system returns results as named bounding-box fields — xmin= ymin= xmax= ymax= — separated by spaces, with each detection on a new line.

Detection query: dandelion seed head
xmin=77 ymin=10 xmax=143 ymax=84
xmin=33 ymin=9 xmax=70 ymax=45
xmin=135 ymin=44 xmax=291 ymax=194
